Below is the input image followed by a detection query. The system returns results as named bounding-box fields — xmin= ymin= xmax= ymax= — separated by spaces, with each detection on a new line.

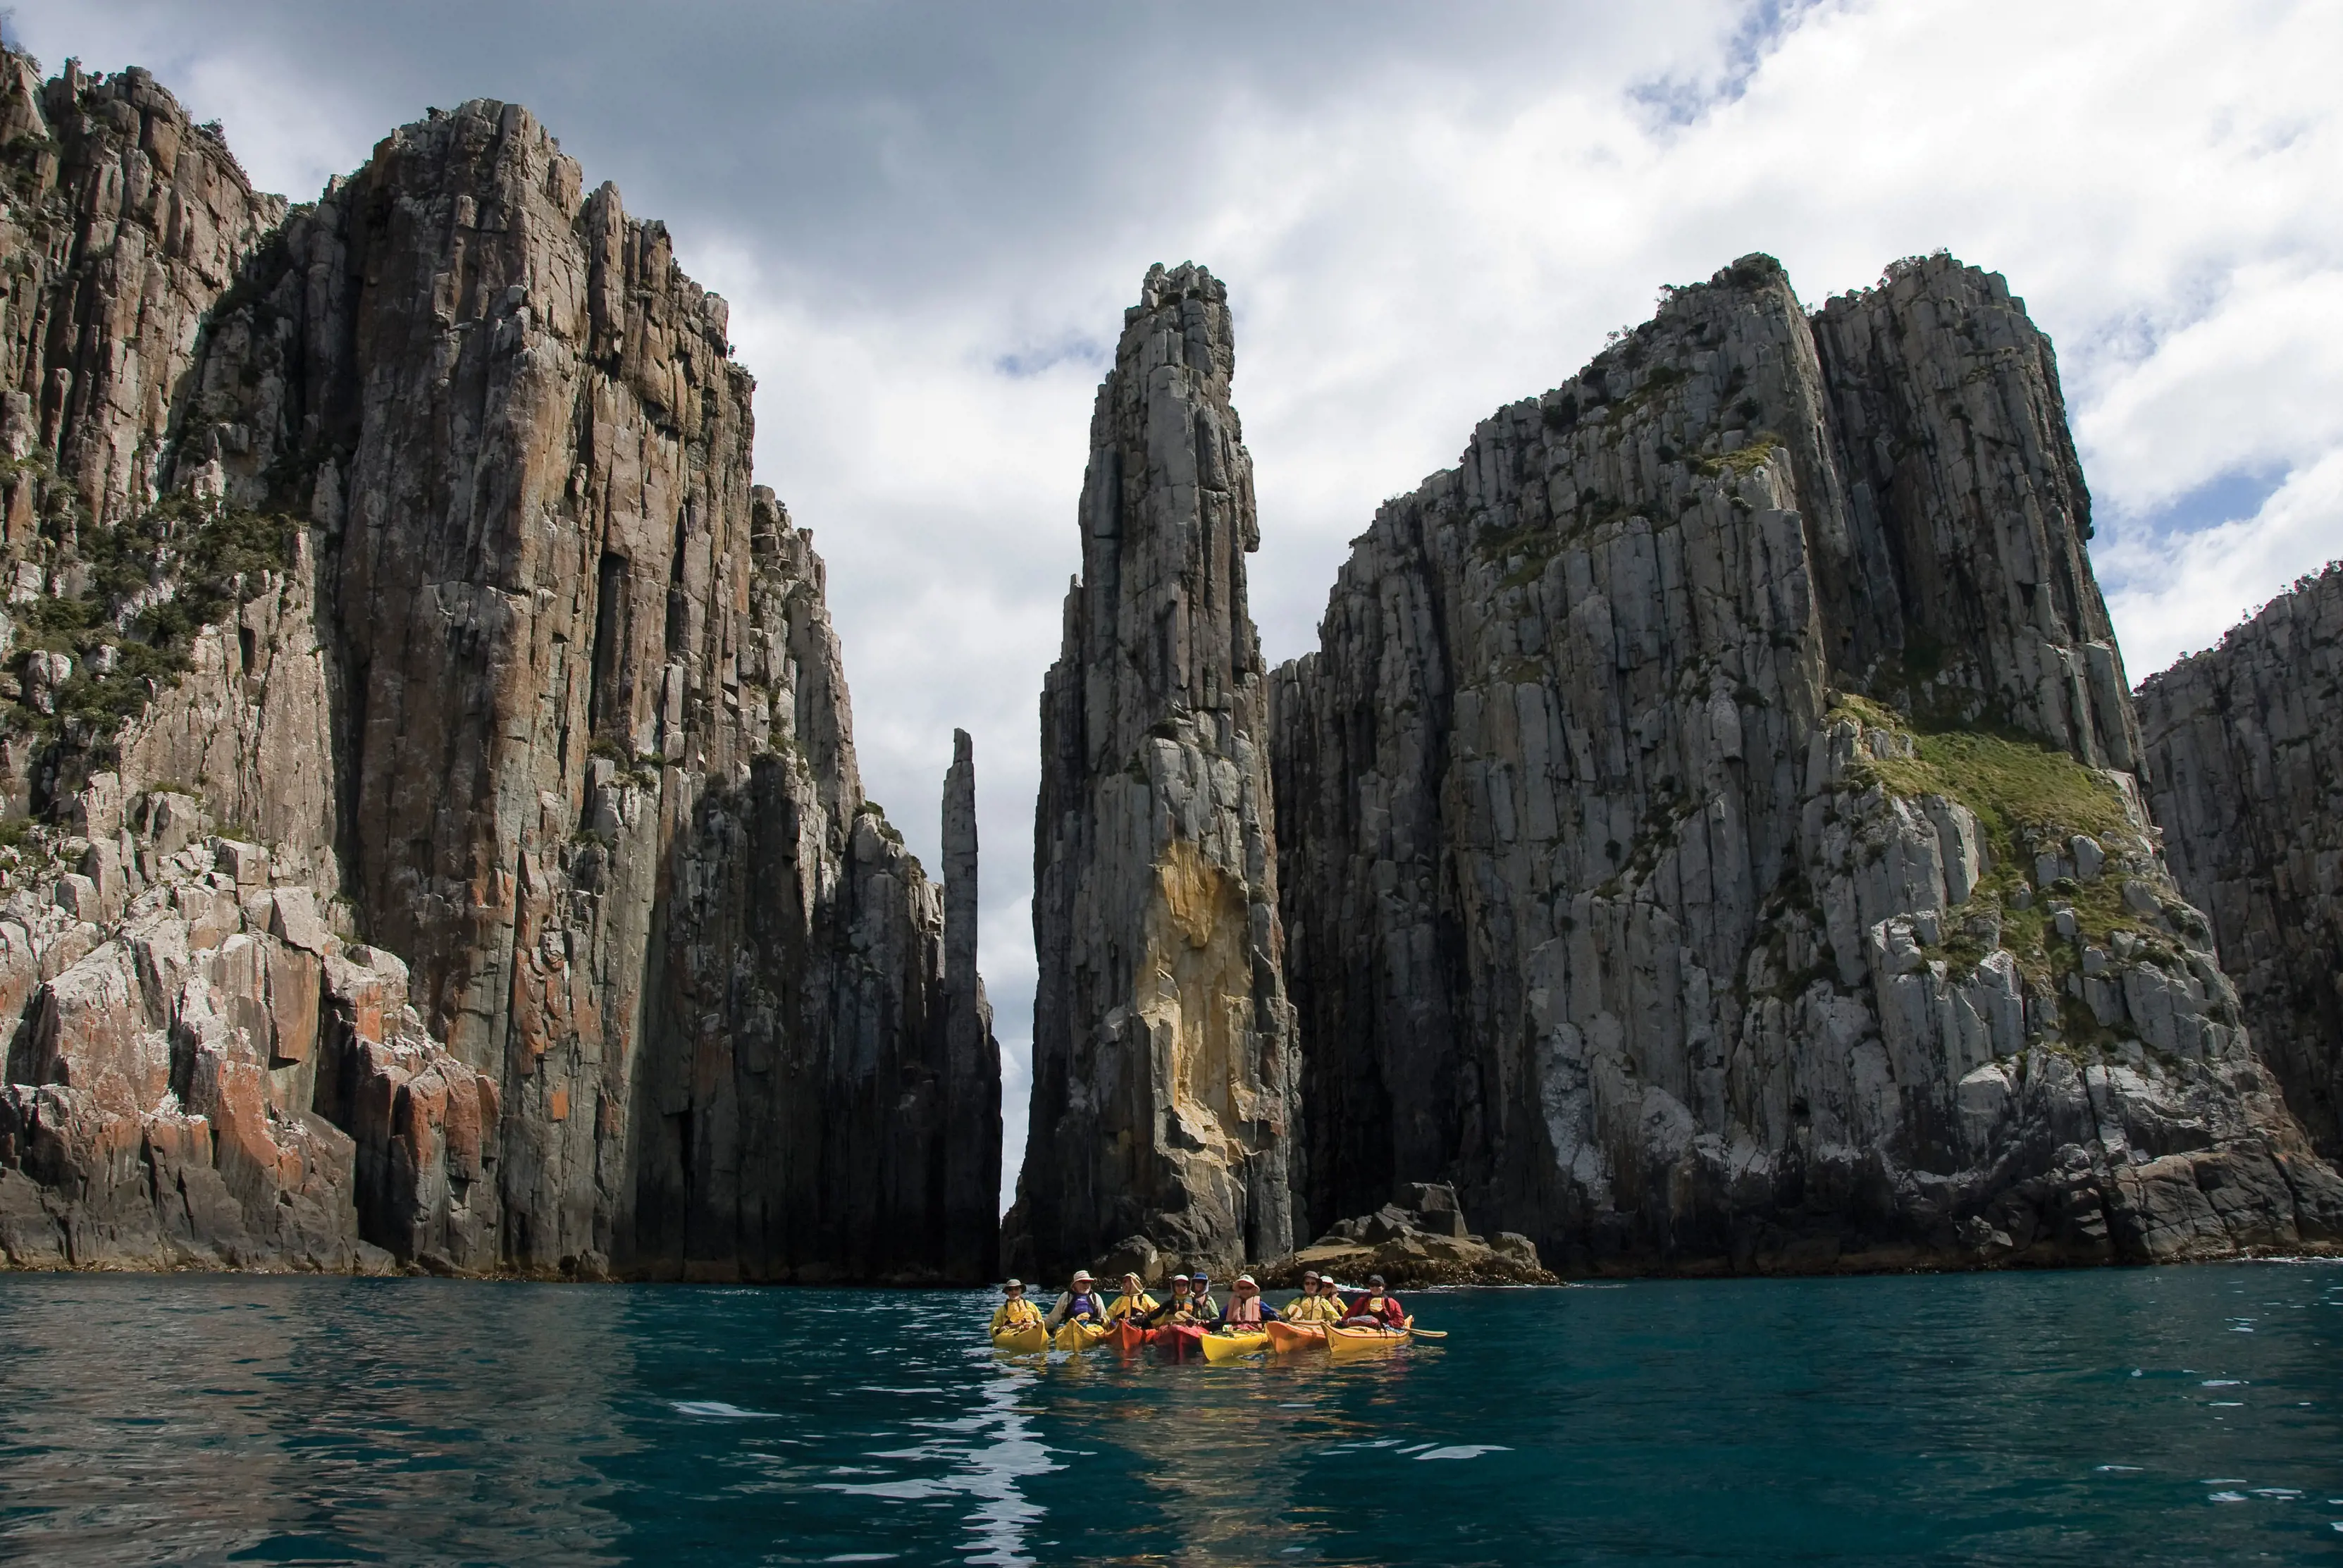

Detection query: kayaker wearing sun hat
xmin=1105 ymin=1272 xmax=1158 ymax=1321
xmin=1216 ymin=1275 xmax=1268 ymax=1329
xmin=1044 ymin=1270 xmax=1109 ymax=1331
xmin=990 ymin=1280 xmax=1044 ymax=1334
xmin=1145 ymin=1273 xmax=1199 ymax=1326
xmin=1282 ymin=1271 xmax=1343 ymax=1323
xmin=1341 ymin=1273 xmax=1407 ymax=1329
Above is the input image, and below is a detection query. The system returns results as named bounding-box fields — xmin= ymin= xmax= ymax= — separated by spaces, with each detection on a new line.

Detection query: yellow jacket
xmin=1283 ymin=1294 xmax=1344 ymax=1323
xmin=1106 ymin=1291 xmax=1158 ymax=1321
xmin=989 ymin=1298 xmax=1043 ymax=1333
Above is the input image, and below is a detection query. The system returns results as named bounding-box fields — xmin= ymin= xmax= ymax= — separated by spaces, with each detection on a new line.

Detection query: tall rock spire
xmin=941 ymin=728 xmax=1003 ymax=1278
xmin=1010 ymin=262 xmax=1297 ymax=1278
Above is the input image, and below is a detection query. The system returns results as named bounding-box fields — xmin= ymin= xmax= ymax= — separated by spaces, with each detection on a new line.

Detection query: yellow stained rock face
xmin=1144 ymin=839 xmax=1255 ymax=1161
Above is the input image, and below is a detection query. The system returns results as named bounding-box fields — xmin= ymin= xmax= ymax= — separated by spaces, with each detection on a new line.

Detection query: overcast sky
xmin=27 ymin=1 xmax=2342 ymax=1204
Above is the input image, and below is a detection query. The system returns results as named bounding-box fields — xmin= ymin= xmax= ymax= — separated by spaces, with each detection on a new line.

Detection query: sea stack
xmin=1010 ymin=263 xmax=1298 ymax=1279
xmin=941 ymin=729 xmax=1004 ymax=1280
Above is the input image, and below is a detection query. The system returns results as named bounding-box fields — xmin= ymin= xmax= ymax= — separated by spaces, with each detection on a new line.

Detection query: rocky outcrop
xmin=1259 ymin=1181 xmax=1554 ymax=1288
xmin=1009 ymin=264 xmax=1297 ymax=1279
xmin=0 ymin=782 xmax=493 ymax=1272
xmin=0 ymin=60 xmax=999 ymax=1279
xmin=1272 ymin=252 xmax=2342 ymax=1274
xmin=2138 ymin=562 xmax=2343 ymax=1159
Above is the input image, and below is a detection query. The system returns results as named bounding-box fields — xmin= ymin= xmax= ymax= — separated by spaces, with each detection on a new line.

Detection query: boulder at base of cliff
xmin=1257 ymin=1185 xmax=1557 ymax=1286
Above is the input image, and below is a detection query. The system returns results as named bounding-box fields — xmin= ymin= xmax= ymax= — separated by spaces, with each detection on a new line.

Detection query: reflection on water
xmin=0 ymin=1277 xmax=637 ymax=1563
xmin=1 ymin=1264 xmax=2338 ymax=1565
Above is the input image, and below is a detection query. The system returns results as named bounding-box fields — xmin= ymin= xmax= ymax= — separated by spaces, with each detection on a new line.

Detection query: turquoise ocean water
xmin=0 ymin=1262 xmax=2336 ymax=1564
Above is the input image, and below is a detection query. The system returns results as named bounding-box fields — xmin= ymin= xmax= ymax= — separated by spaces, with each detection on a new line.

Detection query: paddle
xmin=1411 ymin=1328 xmax=1447 ymax=1339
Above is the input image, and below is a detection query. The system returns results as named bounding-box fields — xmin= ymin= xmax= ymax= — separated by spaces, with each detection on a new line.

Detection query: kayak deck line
xmin=1263 ymin=1320 xmax=1328 ymax=1353
xmin=1325 ymin=1316 xmax=1416 ymax=1358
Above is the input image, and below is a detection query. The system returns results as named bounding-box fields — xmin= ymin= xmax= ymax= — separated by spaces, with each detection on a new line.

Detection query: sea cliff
xmin=0 ymin=54 xmax=1000 ymax=1280
xmin=1267 ymin=254 xmax=2342 ymax=1273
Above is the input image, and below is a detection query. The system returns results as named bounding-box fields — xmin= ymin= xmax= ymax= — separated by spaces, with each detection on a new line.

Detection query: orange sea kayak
xmin=1103 ymin=1319 xmax=1151 ymax=1353
xmin=1263 ymin=1320 xmax=1326 ymax=1353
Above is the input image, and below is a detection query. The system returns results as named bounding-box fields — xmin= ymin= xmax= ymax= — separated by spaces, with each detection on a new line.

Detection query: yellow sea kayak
xmin=1199 ymin=1329 xmax=1270 ymax=1363
xmin=1053 ymin=1321 xmax=1107 ymax=1352
xmin=991 ymin=1323 xmax=1049 ymax=1354
xmin=1263 ymin=1320 xmax=1326 ymax=1353
xmin=1325 ymin=1318 xmax=1412 ymax=1358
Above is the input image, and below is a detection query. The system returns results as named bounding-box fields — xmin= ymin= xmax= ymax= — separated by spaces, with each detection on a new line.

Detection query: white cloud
xmin=23 ymin=1 xmax=2343 ymax=1208
xmin=2103 ymin=450 xmax=2343 ymax=678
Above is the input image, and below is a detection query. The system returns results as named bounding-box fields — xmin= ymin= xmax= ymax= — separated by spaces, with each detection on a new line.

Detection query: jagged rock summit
xmin=1008 ymin=262 xmax=1298 ymax=1280
xmin=1271 ymin=252 xmax=2342 ymax=1274
xmin=0 ymin=53 xmax=999 ymax=1279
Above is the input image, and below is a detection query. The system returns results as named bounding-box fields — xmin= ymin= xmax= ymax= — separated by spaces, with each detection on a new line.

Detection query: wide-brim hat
xmin=1235 ymin=1274 xmax=1257 ymax=1288
xmin=1071 ymin=1270 xmax=1094 ymax=1283
xmin=1003 ymin=1278 xmax=1025 ymax=1291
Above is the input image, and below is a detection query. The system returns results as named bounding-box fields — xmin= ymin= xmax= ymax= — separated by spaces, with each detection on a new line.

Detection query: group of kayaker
xmin=991 ymin=1267 xmax=1407 ymax=1335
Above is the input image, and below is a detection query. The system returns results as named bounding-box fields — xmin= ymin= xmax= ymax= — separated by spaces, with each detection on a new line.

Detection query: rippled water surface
xmin=1 ymin=1263 xmax=2337 ymax=1564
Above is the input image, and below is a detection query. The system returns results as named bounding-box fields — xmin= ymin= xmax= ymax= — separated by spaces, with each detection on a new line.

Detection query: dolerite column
xmin=1013 ymin=262 xmax=1298 ymax=1279
xmin=941 ymin=729 xmax=1003 ymax=1280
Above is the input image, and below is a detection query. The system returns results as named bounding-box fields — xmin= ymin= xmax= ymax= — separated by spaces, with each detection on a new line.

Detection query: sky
xmin=23 ymin=1 xmax=2342 ymax=1206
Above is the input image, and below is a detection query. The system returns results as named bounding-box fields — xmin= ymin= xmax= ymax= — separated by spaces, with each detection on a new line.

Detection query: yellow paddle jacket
xmin=1282 ymin=1294 xmax=1343 ymax=1323
xmin=1105 ymin=1291 xmax=1158 ymax=1321
xmin=989 ymin=1299 xmax=1043 ymax=1333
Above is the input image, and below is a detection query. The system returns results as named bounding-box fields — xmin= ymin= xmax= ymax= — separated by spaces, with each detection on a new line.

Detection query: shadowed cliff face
xmin=1010 ymin=263 xmax=1296 ymax=1280
xmin=2138 ymin=563 xmax=2343 ymax=1161
xmin=1272 ymin=254 xmax=2342 ymax=1274
xmin=0 ymin=61 xmax=999 ymax=1281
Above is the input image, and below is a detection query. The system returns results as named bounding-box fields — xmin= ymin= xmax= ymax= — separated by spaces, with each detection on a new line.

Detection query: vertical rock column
xmin=1013 ymin=263 xmax=1297 ymax=1278
xmin=2138 ymin=562 xmax=2343 ymax=1158
xmin=941 ymin=728 xmax=1002 ymax=1279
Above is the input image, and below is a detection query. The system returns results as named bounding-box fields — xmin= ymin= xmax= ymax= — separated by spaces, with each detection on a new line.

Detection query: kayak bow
xmin=991 ymin=1322 xmax=1049 ymax=1354
xmin=1156 ymin=1323 xmax=1207 ymax=1359
xmin=1053 ymin=1320 xmax=1107 ymax=1352
xmin=1103 ymin=1319 xmax=1151 ymax=1353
